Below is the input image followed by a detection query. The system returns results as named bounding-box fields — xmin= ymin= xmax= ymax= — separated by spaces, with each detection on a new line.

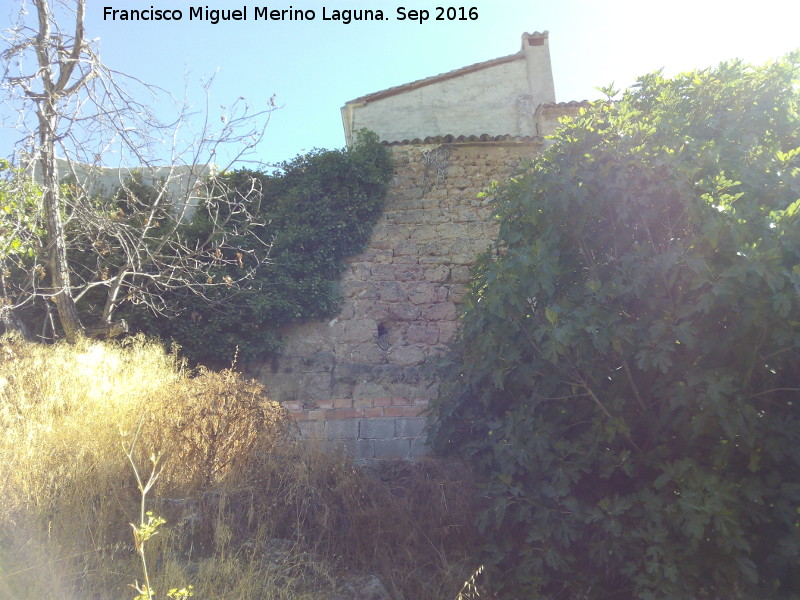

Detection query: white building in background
xmin=53 ymin=161 xmax=216 ymax=204
xmin=57 ymin=160 xmax=217 ymax=205
xmin=341 ymin=31 xmax=558 ymax=146
xmin=27 ymin=157 xmax=216 ymax=221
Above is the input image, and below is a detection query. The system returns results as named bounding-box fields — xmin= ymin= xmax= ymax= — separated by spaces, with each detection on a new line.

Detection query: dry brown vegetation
xmin=0 ymin=334 xmax=478 ymax=599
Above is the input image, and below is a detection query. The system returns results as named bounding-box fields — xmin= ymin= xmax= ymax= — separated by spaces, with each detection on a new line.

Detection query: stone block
xmin=336 ymin=303 xmax=356 ymax=320
xmin=393 ymin=239 xmax=420 ymax=256
xmin=448 ymin=283 xmax=469 ymax=302
xmin=377 ymin=224 xmax=411 ymax=243
xmin=374 ymin=249 xmax=396 ymax=263
xmin=360 ymin=418 xmax=395 ymax=440
xmin=388 ymin=303 xmax=421 ymax=322
xmin=324 ymin=419 xmax=361 ymax=441
xmin=335 ymin=362 xmax=375 ymax=382
xmin=416 ymin=241 xmax=449 ymax=257
xmin=371 ymin=264 xmax=397 ymax=281
xmin=436 ymin=285 xmax=452 ymax=303
xmin=371 ymin=239 xmax=394 ymax=251
xmin=392 ymin=254 xmax=421 ymax=265
xmin=407 ymin=324 xmax=439 ymax=345
xmin=426 ymin=302 xmax=458 ymax=321
xmin=394 ymin=266 xmax=426 ymax=282
xmin=301 ymin=351 xmax=335 ymax=373
xmin=387 ymin=345 xmax=426 ymax=367
xmin=341 ymin=281 xmax=378 ymax=300
xmin=352 ymin=380 xmax=392 ymax=401
xmin=340 ymin=439 xmax=376 ymax=460
xmin=373 ymin=439 xmax=414 ymax=459
xmin=297 ymin=372 xmax=333 ymax=402
xmin=435 ymin=222 xmax=464 ymax=240
xmin=408 ymin=225 xmax=439 ymax=244
xmin=448 ymin=266 xmax=471 ymax=284
xmin=376 ymin=281 xmax=406 ymax=302
xmin=451 ymin=208 xmax=483 ymax=223
xmin=370 ymin=223 xmax=390 ymax=239
xmin=395 ymin=416 xmax=428 ymax=439
xmin=356 ymin=301 xmax=390 ymax=321
xmin=341 ymin=320 xmax=376 ymax=343
xmin=393 ymin=197 xmax=426 ymax=211
xmin=424 ymin=265 xmax=451 ymax=283
xmin=384 ymin=322 xmax=408 ymax=346
xmin=421 ymin=197 xmax=441 ymax=210
xmin=405 ymin=282 xmax=437 ymax=305
xmin=448 ymin=177 xmax=472 ymax=189
xmin=417 ymin=255 xmax=452 ymax=265
xmin=385 ymin=209 xmax=425 ymax=225
xmin=299 ymin=420 xmax=326 ymax=440
xmin=345 ymin=343 xmax=386 ymax=365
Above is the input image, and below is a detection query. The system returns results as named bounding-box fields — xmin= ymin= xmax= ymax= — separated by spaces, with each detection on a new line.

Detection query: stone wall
xmin=255 ymin=140 xmax=548 ymax=457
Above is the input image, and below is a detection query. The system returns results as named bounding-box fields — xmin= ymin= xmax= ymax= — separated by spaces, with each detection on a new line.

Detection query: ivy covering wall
xmin=129 ymin=131 xmax=393 ymax=362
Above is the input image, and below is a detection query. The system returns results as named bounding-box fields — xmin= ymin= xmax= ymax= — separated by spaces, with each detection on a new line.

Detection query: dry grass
xmin=0 ymin=334 xmax=478 ymax=599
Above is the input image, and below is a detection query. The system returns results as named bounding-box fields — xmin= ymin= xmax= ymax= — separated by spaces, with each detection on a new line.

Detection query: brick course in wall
xmin=282 ymin=397 xmax=431 ymax=460
xmin=256 ymin=140 xmax=554 ymax=457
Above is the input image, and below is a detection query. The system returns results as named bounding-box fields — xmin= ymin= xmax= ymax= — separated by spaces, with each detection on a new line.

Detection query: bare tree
xmin=1 ymin=0 xmax=274 ymax=341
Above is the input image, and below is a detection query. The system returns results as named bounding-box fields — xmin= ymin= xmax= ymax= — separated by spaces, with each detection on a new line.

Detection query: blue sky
xmin=3 ymin=0 xmax=800 ymax=168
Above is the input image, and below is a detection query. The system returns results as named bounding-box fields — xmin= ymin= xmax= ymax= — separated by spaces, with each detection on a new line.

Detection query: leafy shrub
xmin=430 ymin=54 xmax=800 ymax=598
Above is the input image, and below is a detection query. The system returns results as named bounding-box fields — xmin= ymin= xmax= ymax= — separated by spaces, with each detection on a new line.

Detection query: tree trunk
xmin=38 ymin=103 xmax=86 ymax=342
xmin=31 ymin=0 xmax=92 ymax=342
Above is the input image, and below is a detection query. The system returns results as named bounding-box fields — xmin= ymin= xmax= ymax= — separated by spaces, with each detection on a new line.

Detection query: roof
xmin=344 ymin=31 xmax=550 ymax=106
xmin=382 ymin=133 xmax=542 ymax=146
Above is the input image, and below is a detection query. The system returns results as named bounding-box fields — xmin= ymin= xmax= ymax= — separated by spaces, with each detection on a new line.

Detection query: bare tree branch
xmin=1 ymin=0 xmax=276 ymax=341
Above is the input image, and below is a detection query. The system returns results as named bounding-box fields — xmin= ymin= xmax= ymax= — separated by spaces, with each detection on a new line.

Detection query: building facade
xmin=261 ymin=32 xmax=583 ymax=458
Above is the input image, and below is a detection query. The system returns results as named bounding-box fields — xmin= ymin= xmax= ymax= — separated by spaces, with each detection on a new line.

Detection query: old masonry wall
xmin=255 ymin=139 xmax=545 ymax=458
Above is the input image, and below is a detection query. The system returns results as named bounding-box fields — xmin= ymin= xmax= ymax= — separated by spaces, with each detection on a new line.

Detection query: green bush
xmin=128 ymin=130 xmax=393 ymax=363
xmin=0 ymin=131 xmax=391 ymax=360
xmin=430 ymin=55 xmax=800 ymax=598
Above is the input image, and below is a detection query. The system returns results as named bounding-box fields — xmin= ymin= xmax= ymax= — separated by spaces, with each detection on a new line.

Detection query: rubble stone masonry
xmin=256 ymin=140 xmax=545 ymax=458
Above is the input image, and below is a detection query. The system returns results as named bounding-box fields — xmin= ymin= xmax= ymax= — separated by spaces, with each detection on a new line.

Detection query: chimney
xmin=522 ymin=31 xmax=556 ymax=105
